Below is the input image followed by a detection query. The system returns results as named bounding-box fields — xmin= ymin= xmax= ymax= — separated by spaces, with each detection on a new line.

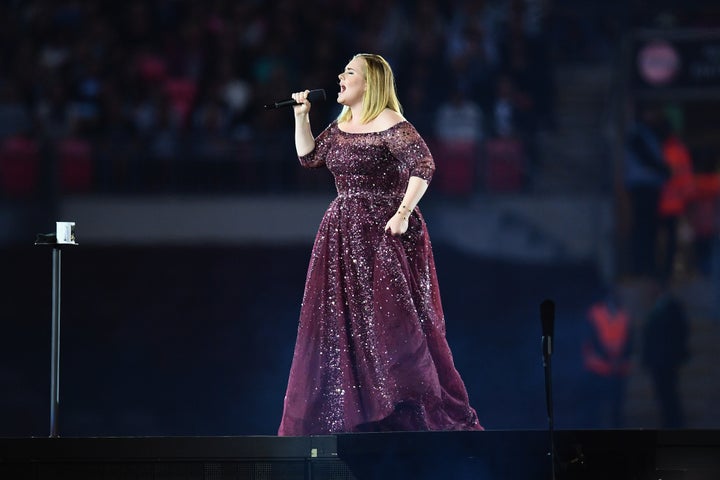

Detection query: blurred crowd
xmin=0 ymin=0 xmax=560 ymax=197
xmin=2 ymin=1 xmax=716 ymax=201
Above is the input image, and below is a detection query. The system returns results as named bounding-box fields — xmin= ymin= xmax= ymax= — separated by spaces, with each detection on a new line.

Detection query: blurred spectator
xmin=657 ymin=120 xmax=695 ymax=280
xmin=581 ymin=286 xmax=633 ymax=428
xmin=642 ymin=281 xmax=690 ymax=428
xmin=624 ymin=104 xmax=671 ymax=277
xmin=188 ymin=97 xmax=234 ymax=189
xmin=432 ymin=87 xmax=484 ymax=196
xmin=489 ymin=73 xmax=534 ymax=139
xmin=216 ymin=59 xmax=252 ymax=127
xmin=481 ymin=74 xmax=532 ymax=192
xmin=145 ymin=93 xmax=182 ymax=191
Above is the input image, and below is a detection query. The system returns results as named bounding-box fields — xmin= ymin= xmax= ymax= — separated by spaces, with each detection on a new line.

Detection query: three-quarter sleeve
xmin=387 ymin=121 xmax=435 ymax=183
xmin=298 ymin=123 xmax=333 ymax=169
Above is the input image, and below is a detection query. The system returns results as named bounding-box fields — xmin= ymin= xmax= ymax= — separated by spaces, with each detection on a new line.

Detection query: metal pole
xmin=541 ymin=299 xmax=556 ymax=480
xmin=544 ymin=352 xmax=556 ymax=480
xmin=50 ymin=246 xmax=61 ymax=438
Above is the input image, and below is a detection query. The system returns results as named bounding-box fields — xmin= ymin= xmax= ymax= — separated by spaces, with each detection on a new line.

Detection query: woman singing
xmin=278 ymin=53 xmax=482 ymax=435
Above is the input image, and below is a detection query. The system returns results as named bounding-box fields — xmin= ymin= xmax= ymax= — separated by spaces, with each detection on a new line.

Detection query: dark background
xmin=0 ymin=244 xmax=601 ymax=436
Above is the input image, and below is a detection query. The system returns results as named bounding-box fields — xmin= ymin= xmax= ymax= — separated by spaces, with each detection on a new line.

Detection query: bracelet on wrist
xmin=397 ymin=204 xmax=413 ymax=220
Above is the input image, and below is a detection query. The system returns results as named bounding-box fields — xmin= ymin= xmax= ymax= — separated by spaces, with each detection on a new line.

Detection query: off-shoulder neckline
xmin=334 ymin=120 xmax=408 ymax=135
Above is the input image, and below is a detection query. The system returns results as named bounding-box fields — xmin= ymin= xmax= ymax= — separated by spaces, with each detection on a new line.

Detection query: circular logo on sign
xmin=637 ymin=40 xmax=680 ymax=85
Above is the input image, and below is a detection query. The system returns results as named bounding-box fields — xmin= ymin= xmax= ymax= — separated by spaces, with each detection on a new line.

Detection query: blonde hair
xmin=337 ymin=53 xmax=403 ymax=124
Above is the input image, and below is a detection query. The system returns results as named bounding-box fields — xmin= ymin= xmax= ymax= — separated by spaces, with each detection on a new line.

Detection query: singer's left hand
xmin=384 ymin=214 xmax=409 ymax=236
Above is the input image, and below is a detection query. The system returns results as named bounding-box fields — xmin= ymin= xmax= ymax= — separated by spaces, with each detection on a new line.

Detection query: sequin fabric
xmin=278 ymin=120 xmax=482 ymax=435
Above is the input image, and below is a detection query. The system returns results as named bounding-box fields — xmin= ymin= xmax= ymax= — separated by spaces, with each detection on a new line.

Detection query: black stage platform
xmin=2 ymin=430 xmax=720 ymax=480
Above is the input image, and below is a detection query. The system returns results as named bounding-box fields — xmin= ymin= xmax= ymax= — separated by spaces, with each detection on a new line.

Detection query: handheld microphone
xmin=540 ymin=299 xmax=555 ymax=361
xmin=264 ymin=89 xmax=326 ymax=110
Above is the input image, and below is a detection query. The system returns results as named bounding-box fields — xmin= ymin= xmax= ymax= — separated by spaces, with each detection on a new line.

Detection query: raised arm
xmin=292 ymin=90 xmax=316 ymax=156
xmin=292 ymin=90 xmax=330 ymax=168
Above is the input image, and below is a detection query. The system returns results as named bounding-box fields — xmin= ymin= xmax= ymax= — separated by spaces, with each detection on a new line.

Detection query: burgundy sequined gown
xmin=278 ymin=120 xmax=482 ymax=435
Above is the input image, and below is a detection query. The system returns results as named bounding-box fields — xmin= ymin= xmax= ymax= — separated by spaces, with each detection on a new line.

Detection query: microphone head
xmin=307 ymin=89 xmax=326 ymax=103
xmin=540 ymin=299 xmax=555 ymax=337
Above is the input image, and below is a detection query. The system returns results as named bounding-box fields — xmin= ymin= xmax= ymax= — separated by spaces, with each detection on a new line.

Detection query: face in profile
xmin=337 ymin=56 xmax=367 ymax=107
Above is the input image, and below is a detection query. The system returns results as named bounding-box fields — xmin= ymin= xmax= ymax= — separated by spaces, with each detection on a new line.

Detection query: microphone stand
xmin=543 ymin=334 xmax=556 ymax=480
xmin=35 ymin=231 xmax=77 ymax=438
xmin=541 ymin=300 xmax=557 ymax=480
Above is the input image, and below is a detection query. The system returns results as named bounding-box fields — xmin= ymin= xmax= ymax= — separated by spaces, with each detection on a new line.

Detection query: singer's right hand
xmin=292 ymin=90 xmax=311 ymax=116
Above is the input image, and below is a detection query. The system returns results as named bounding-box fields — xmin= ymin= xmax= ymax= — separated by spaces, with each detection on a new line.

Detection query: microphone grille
xmin=308 ymin=89 xmax=326 ymax=103
xmin=540 ymin=299 xmax=555 ymax=336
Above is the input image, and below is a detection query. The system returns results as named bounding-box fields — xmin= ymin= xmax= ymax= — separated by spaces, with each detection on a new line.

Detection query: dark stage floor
xmin=2 ymin=429 xmax=720 ymax=480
